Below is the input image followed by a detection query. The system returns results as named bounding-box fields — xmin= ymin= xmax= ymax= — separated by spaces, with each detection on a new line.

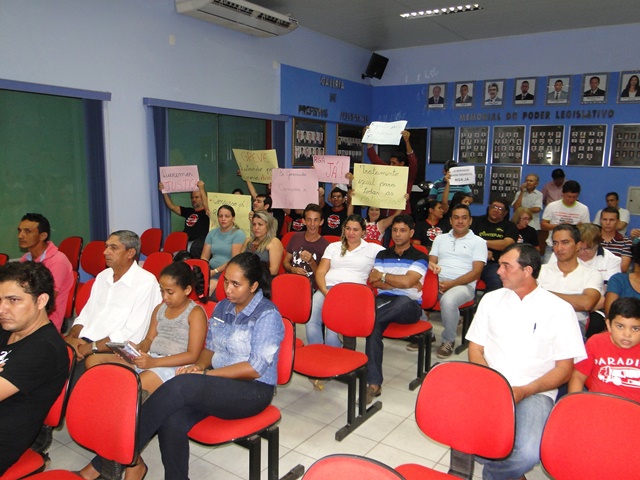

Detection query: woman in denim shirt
xmin=82 ymin=252 xmax=283 ymax=480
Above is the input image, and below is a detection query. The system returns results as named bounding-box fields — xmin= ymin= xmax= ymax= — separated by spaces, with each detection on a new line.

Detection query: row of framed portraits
xmin=426 ymin=71 xmax=640 ymax=109
xmin=449 ymin=124 xmax=640 ymax=167
xmin=292 ymin=117 xmax=640 ymax=168
xmin=293 ymin=118 xmax=364 ymax=166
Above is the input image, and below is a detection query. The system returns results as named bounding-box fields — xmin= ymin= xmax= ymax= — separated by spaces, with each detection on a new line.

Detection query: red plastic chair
xmin=215 ymin=270 xmax=226 ymax=302
xmin=140 ymin=228 xmax=163 ymax=257
xmin=28 ymin=363 xmax=141 ymax=479
xmin=0 ymin=253 xmax=8 ymax=266
xmin=195 ymin=300 xmax=216 ymax=319
xmin=279 ymin=215 xmax=292 ymax=237
xmin=184 ymin=259 xmax=210 ymax=302
xmin=79 ymin=240 xmax=106 ymax=278
xmin=64 ymin=271 xmax=79 ymax=320
xmin=293 ymin=283 xmax=380 ymax=441
xmin=58 ymin=236 xmax=83 ymax=272
xmin=188 ymin=318 xmax=298 ymax=480
xmin=0 ymin=345 xmax=76 ymax=479
xmin=142 ymin=251 xmax=173 ymax=280
xmin=323 ymin=235 xmax=341 ymax=244
xmin=304 ymin=454 xmax=405 ymax=479
xmin=280 ymin=231 xmax=296 ymax=250
xmin=540 ymin=393 xmax=640 ymax=480
xmin=396 ymin=362 xmax=515 ymax=479
xmin=163 ymin=231 xmax=188 ymax=255
xmin=423 ymin=269 xmax=477 ymax=355
xmin=272 ymin=274 xmax=313 ymax=349
xmin=74 ymin=278 xmax=95 ymax=316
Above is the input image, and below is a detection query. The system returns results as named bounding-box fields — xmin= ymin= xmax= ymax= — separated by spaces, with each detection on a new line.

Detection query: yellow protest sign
xmin=352 ymin=163 xmax=408 ymax=210
xmin=233 ymin=149 xmax=279 ymax=184
xmin=207 ymin=193 xmax=252 ymax=236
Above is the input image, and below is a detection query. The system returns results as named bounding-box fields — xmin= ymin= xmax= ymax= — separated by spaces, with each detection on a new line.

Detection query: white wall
xmin=0 ymin=0 xmax=370 ymax=231
xmin=377 ymin=23 xmax=640 ymax=86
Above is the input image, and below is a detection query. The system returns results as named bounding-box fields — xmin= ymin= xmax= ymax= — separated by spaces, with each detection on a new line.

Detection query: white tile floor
xmin=47 ymin=316 xmax=550 ymax=479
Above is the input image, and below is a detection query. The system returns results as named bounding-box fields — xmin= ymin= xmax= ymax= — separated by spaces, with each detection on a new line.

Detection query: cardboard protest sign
xmin=362 ymin=121 xmax=408 ymax=145
xmin=270 ymin=168 xmax=319 ymax=210
xmin=159 ymin=166 xmax=200 ymax=193
xmin=449 ymin=166 xmax=476 ymax=186
xmin=207 ymin=193 xmax=252 ymax=236
xmin=312 ymin=155 xmax=350 ymax=183
xmin=351 ymin=163 xmax=408 ymax=210
xmin=233 ymin=149 xmax=279 ymax=184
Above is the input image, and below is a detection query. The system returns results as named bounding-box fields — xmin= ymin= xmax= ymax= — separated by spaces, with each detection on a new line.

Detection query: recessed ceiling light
xmin=400 ymin=3 xmax=483 ymax=18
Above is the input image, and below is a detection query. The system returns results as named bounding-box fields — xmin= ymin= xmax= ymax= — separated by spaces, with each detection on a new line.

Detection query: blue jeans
xmin=366 ymin=295 xmax=422 ymax=385
xmin=439 ymin=284 xmax=475 ymax=344
xmin=92 ymin=374 xmax=274 ymax=480
xmin=477 ymin=393 xmax=553 ymax=480
xmin=306 ymin=288 xmax=341 ymax=347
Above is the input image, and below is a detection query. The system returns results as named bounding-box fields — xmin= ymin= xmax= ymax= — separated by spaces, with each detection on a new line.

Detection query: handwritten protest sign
xmin=271 ymin=169 xmax=319 ymax=210
xmin=233 ymin=149 xmax=279 ymax=184
xmin=361 ymin=121 xmax=408 ymax=145
xmin=159 ymin=166 xmax=200 ymax=193
xmin=313 ymin=155 xmax=350 ymax=182
xmin=352 ymin=163 xmax=408 ymax=210
xmin=449 ymin=166 xmax=476 ymax=186
xmin=207 ymin=193 xmax=252 ymax=236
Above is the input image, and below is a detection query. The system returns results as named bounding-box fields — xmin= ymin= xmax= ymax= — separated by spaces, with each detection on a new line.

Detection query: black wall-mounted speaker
xmin=363 ymin=53 xmax=389 ymax=80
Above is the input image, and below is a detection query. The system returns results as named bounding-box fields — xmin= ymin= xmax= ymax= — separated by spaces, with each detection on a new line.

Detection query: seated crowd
xmin=3 ymin=133 xmax=640 ymax=479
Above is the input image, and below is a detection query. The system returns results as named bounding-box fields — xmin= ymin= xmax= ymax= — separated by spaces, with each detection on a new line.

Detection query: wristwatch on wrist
xmin=92 ymin=341 xmax=99 ymax=354
xmin=381 ymin=273 xmax=387 ymax=283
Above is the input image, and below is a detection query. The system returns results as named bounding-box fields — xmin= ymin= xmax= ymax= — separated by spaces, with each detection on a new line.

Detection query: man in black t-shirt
xmin=320 ymin=187 xmax=348 ymax=236
xmin=472 ymin=197 xmax=519 ymax=292
xmin=159 ymin=180 xmax=209 ymax=257
xmin=0 ymin=262 xmax=69 ymax=474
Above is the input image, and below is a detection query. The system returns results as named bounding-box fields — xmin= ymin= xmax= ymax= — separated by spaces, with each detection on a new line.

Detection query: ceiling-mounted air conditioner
xmin=176 ymin=0 xmax=298 ymax=37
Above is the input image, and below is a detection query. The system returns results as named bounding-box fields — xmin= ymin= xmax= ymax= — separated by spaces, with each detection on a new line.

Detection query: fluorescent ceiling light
xmin=400 ymin=3 xmax=482 ymax=18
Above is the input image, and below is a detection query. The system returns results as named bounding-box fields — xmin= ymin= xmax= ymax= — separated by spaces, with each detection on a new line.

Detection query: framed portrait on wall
xmin=514 ymin=78 xmax=536 ymax=105
xmin=483 ymin=80 xmax=504 ymax=107
xmin=492 ymin=126 xmax=525 ymax=164
xmin=546 ymin=76 xmax=571 ymax=105
xmin=427 ymin=83 xmax=446 ymax=109
xmin=470 ymin=165 xmax=486 ymax=204
xmin=582 ymin=73 xmax=608 ymax=104
xmin=610 ymin=124 xmax=640 ymax=167
xmin=293 ymin=118 xmax=326 ymax=167
xmin=617 ymin=71 xmax=640 ymax=103
xmin=567 ymin=125 xmax=606 ymax=167
xmin=337 ymin=124 xmax=364 ymax=165
xmin=489 ymin=166 xmax=522 ymax=204
xmin=528 ymin=125 xmax=564 ymax=165
xmin=458 ymin=126 xmax=489 ymax=164
xmin=454 ymin=81 xmax=474 ymax=108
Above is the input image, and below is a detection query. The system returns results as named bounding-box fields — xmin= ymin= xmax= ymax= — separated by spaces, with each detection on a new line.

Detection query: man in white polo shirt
xmin=467 ymin=243 xmax=586 ymax=480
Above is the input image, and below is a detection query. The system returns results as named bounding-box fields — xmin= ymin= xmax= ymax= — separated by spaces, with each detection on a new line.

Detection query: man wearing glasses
xmin=472 ymin=197 xmax=519 ymax=292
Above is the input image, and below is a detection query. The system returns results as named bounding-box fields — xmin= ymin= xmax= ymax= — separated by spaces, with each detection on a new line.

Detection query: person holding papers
xmin=366 ymin=128 xmax=417 ymax=214
xmin=428 ymin=160 xmax=473 ymax=203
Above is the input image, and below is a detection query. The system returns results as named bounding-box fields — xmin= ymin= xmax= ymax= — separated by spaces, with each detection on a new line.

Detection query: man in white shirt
xmin=65 ymin=230 xmax=162 ymax=363
xmin=467 ymin=244 xmax=586 ymax=480
xmin=511 ymin=174 xmax=543 ymax=231
xmin=429 ymin=204 xmax=487 ymax=358
xmin=593 ymin=191 xmax=631 ymax=235
xmin=540 ymin=180 xmax=590 ymax=263
xmin=538 ymin=225 xmax=602 ymax=336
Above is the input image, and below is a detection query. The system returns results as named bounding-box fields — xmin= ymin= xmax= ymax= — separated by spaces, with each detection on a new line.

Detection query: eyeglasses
xmin=491 ymin=205 xmax=505 ymax=211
